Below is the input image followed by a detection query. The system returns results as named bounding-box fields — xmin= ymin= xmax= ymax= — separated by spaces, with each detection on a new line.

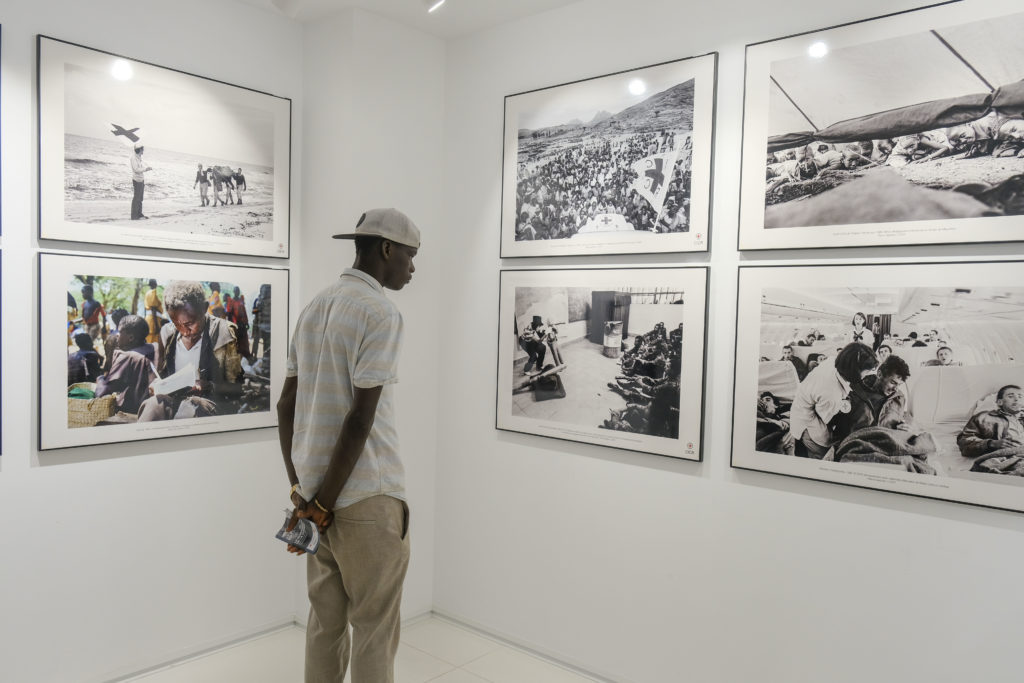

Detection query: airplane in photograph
xmin=110 ymin=123 xmax=141 ymax=142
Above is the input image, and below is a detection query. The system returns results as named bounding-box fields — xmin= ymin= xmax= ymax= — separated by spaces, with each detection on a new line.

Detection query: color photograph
xmin=732 ymin=261 xmax=1024 ymax=512
xmin=497 ymin=267 xmax=707 ymax=460
xmin=38 ymin=36 xmax=291 ymax=257
xmin=501 ymin=53 xmax=716 ymax=257
xmin=40 ymin=253 xmax=288 ymax=450
xmin=739 ymin=0 xmax=1024 ymax=249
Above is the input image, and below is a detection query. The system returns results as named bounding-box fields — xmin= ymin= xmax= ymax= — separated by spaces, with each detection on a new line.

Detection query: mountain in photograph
xmin=518 ymin=80 xmax=695 ymax=142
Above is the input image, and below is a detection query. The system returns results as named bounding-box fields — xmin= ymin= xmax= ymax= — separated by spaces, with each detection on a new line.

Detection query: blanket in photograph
xmin=833 ymin=426 xmax=937 ymax=475
xmin=969 ymin=446 xmax=1024 ymax=476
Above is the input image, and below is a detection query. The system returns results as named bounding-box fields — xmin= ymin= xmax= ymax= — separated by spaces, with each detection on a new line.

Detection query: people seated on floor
xmin=137 ymin=280 xmax=242 ymax=422
xmin=604 ymin=322 xmax=682 ymax=438
xmin=68 ymin=332 xmax=102 ymax=385
xmin=957 ymin=384 xmax=1024 ymax=459
xmin=922 ymin=345 xmax=961 ymax=367
xmin=95 ymin=315 xmax=156 ymax=416
xmin=756 ymin=391 xmax=795 ymax=455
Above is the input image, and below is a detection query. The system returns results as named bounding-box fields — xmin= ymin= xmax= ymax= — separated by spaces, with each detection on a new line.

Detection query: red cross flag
xmin=630 ymin=146 xmax=680 ymax=216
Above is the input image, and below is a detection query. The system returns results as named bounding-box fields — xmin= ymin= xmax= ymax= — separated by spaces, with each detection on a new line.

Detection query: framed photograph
xmin=732 ymin=261 xmax=1024 ymax=513
xmin=738 ymin=0 xmax=1024 ymax=250
xmin=497 ymin=267 xmax=708 ymax=460
xmin=40 ymin=252 xmax=288 ymax=450
xmin=501 ymin=53 xmax=717 ymax=257
xmin=38 ymin=36 xmax=291 ymax=258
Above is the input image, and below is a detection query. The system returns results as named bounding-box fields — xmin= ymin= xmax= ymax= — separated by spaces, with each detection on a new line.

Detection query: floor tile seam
xmin=400 ymin=639 xmax=468 ymax=668
xmin=428 ymin=612 xmax=607 ymax=682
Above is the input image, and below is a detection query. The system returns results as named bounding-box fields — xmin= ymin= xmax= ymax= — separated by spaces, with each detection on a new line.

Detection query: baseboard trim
xmin=104 ymin=619 xmax=298 ymax=683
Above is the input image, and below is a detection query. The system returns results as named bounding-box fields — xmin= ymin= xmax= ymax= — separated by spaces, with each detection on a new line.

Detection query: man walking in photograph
xmin=278 ymin=208 xmax=419 ymax=683
xmin=130 ymin=141 xmax=152 ymax=220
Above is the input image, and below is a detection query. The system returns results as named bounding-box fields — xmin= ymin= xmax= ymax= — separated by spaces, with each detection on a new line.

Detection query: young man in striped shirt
xmin=278 ymin=208 xmax=419 ymax=683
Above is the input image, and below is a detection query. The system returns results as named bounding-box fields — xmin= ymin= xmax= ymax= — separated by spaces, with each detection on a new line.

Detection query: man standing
xmin=233 ymin=168 xmax=247 ymax=205
xmin=278 ymin=208 xmax=418 ymax=683
xmin=130 ymin=141 xmax=152 ymax=220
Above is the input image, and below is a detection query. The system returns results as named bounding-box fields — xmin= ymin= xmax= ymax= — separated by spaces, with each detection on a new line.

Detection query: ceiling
xmin=231 ymin=0 xmax=583 ymax=39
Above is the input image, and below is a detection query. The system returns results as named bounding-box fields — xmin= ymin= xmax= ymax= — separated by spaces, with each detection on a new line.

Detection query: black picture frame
xmin=38 ymin=35 xmax=292 ymax=258
xmin=732 ymin=260 xmax=1024 ymax=513
xmin=40 ymin=252 xmax=288 ymax=451
xmin=738 ymin=0 xmax=1024 ymax=250
xmin=501 ymin=52 xmax=718 ymax=257
xmin=496 ymin=266 xmax=708 ymax=461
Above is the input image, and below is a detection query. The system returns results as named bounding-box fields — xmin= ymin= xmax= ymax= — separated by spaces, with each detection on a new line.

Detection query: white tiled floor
xmin=125 ymin=616 xmax=597 ymax=683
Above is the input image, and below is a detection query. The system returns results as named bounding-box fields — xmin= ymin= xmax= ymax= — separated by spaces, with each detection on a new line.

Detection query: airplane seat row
xmin=908 ymin=364 xmax=1024 ymax=434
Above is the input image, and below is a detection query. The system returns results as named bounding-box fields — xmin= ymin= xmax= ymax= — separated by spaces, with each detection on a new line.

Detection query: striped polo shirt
xmin=286 ymin=268 xmax=405 ymax=509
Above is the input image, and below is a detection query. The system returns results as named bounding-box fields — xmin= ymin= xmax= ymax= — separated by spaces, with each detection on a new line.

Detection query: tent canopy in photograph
xmin=766 ymin=12 xmax=1024 ymax=151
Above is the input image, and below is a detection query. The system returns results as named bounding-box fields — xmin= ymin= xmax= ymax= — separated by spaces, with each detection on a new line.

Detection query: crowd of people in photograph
xmin=66 ymin=279 xmax=272 ymax=427
xmin=515 ymin=129 xmax=692 ymax=240
xmin=756 ymin=321 xmax=1024 ymax=475
xmin=603 ymin=321 xmax=682 ymax=438
xmin=765 ymin=110 xmax=1024 ymax=197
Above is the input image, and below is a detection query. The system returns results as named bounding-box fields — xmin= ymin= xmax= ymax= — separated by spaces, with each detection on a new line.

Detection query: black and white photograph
xmin=500 ymin=53 xmax=716 ymax=257
xmin=40 ymin=252 xmax=288 ymax=451
xmin=38 ymin=36 xmax=291 ymax=258
xmin=497 ymin=267 xmax=707 ymax=460
xmin=732 ymin=261 xmax=1024 ymax=513
xmin=738 ymin=0 xmax=1024 ymax=250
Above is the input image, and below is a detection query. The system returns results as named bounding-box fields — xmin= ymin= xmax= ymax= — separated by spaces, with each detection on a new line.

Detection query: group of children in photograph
xmin=765 ymin=110 xmax=1024 ymax=200
xmin=603 ymin=321 xmax=682 ymax=439
xmin=67 ymin=278 xmax=272 ymax=427
xmin=756 ymin=316 xmax=1024 ymax=476
xmin=516 ymin=129 xmax=692 ymax=240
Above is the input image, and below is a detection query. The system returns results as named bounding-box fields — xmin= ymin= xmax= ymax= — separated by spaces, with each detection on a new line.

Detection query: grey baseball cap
xmin=332 ymin=208 xmax=420 ymax=249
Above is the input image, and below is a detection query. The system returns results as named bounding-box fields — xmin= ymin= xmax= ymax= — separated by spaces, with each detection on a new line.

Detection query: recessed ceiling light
xmin=111 ymin=59 xmax=133 ymax=81
xmin=426 ymin=0 xmax=446 ymax=12
xmin=808 ymin=41 xmax=828 ymax=58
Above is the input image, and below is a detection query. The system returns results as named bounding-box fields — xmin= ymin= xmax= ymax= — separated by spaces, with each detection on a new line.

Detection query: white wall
xmin=436 ymin=1 xmax=1024 ymax=682
xmin=298 ymin=7 xmax=444 ymax=623
xmin=0 ymin=3 xmax=304 ymax=682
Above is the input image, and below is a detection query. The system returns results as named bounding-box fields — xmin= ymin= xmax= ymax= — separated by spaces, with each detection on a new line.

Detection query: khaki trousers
xmin=305 ymin=495 xmax=410 ymax=683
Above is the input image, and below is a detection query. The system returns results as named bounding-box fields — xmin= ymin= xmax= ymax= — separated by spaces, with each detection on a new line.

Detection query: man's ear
xmin=380 ymin=239 xmax=394 ymax=260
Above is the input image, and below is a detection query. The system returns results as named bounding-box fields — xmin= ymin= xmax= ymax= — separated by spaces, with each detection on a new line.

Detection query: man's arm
xmin=277 ymin=375 xmax=300 ymax=489
xmin=313 ymin=385 xmax=383 ymax=510
xmin=957 ymin=413 xmax=1004 ymax=458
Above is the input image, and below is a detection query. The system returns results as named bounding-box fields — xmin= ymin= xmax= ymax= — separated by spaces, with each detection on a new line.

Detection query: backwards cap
xmin=332 ymin=208 xmax=420 ymax=249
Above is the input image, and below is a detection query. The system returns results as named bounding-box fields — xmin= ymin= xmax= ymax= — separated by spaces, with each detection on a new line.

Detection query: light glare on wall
xmin=808 ymin=41 xmax=828 ymax=58
xmin=628 ymin=79 xmax=646 ymax=95
xmin=111 ymin=59 xmax=133 ymax=81
xmin=427 ymin=0 xmax=446 ymax=12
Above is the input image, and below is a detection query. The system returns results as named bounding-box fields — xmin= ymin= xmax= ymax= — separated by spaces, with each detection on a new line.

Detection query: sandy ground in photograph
xmin=64 ymin=198 xmax=273 ymax=239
